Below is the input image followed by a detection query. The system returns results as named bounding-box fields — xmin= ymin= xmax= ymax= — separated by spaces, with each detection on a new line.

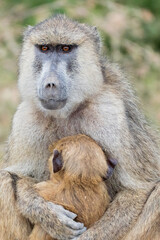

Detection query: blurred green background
xmin=0 ymin=0 xmax=160 ymax=158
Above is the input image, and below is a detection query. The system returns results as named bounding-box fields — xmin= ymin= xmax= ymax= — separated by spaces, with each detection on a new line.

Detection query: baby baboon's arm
xmin=76 ymin=189 xmax=150 ymax=240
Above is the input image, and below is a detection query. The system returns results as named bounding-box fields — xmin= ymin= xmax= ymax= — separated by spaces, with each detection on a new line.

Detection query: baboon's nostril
xmin=46 ymin=83 xmax=55 ymax=89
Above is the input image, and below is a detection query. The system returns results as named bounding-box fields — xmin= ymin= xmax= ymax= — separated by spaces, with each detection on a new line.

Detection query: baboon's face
xmin=33 ymin=43 xmax=78 ymax=111
xmin=18 ymin=15 xmax=104 ymax=118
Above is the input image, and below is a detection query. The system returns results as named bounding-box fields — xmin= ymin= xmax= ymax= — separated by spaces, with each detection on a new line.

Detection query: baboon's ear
xmin=23 ymin=25 xmax=33 ymax=39
xmin=52 ymin=150 xmax=63 ymax=173
xmin=106 ymin=158 xmax=118 ymax=178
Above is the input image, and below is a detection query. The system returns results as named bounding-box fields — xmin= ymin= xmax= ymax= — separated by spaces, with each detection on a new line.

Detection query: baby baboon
xmin=0 ymin=15 xmax=160 ymax=240
xmin=29 ymin=134 xmax=116 ymax=240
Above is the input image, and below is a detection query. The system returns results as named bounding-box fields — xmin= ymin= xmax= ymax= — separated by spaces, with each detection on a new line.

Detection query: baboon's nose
xmin=44 ymin=81 xmax=58 ymax=99
xmin=38 ymin=77 xmax=67 ymax=110
xmin=45 ymin=82 xmax=56 ymax=89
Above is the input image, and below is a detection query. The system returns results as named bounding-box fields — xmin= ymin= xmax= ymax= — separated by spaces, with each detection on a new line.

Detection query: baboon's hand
xmin=40 ymin=202 xmax=86 ymax=239
xmin=16 ymin=177 xmax=86 ymax=239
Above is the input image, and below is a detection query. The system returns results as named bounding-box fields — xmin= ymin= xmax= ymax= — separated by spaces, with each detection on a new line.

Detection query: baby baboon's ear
xmin=106 ymin=158 xmax=118 ymax=178
xmin=52 ymin=150 xmax=63 ymax=173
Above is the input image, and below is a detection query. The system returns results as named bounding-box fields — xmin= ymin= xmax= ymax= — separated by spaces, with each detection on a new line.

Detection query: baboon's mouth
xmin=40 ymin=98 xmax=67 ymax=110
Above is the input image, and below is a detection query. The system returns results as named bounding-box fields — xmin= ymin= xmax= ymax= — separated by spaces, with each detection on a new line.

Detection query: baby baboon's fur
xmin=0 ymin=15 xmax=160 ymax=240
xmin=29 ymin=134 xmax=114 ymax=240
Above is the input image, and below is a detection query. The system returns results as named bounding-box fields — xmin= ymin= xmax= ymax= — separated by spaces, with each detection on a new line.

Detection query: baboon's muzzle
xmin=38 ymin=78 xmax=67 ymax=110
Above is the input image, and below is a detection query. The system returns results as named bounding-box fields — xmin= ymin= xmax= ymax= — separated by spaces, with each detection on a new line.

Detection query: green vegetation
xmin=0 ymin=0 xmax=160 ymax=158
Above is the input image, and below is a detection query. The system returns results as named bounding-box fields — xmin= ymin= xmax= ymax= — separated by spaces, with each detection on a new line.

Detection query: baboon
xmin=0 ymin=15 xmax=160 ymax=240
xmin=29 ymin=134 xmax=117 ymax=240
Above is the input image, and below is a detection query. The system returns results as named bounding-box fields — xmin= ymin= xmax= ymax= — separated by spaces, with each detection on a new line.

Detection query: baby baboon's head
xmin=48 ymin=134 xmax=117 ymax=183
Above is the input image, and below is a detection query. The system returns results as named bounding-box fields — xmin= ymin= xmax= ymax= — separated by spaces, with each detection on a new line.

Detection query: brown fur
xmin=29 ymin=135 xmax=110 ymax=240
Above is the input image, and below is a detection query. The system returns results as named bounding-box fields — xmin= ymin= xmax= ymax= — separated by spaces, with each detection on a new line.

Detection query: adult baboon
xmin=0 ymin=15 xmax=160 ymax=240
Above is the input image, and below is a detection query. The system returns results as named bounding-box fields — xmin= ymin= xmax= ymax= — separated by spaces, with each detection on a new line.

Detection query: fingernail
xmin=72 ymin=213 xmax=77 ymax=218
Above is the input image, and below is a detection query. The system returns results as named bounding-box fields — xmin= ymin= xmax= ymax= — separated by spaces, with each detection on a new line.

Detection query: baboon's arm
xmin=14 ymin=175 xmax=86 ymax=240
xmin=1 ymin=105 xmax=86 ymax=240
xmin=0 ymin=169 xmax=85 ymax=240
xmin=76 ymin=189 xmax=149 ymax=240
xmin=123 ymin=182 xmax=160 ymax=240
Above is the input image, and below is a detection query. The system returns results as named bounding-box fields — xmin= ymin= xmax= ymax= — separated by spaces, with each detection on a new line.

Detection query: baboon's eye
xmin=62 ymin=45 xmax=70 ymax=52
xmin=40 ymin=45 xmax=49 ymax=52
xmin=56 ymin=44 xmax=77 ymax=53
